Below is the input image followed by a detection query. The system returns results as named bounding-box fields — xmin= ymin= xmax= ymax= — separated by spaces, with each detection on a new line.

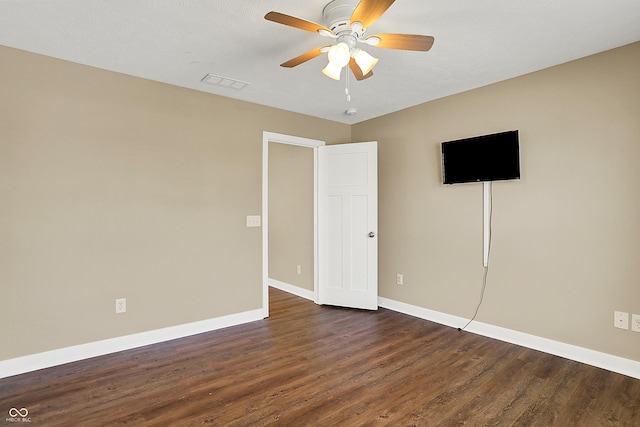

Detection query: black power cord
xmin=458 ymin=183 xmax=493 ymax=332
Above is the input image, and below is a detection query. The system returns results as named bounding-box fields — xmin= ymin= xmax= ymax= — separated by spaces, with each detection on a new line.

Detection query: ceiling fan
xmin=265 ymin=0 xmax=434 ymax=81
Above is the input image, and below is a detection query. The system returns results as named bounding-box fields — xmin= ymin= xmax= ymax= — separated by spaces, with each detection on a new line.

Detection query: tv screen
xmin=442 ymin=130 xmax=520 ymax=185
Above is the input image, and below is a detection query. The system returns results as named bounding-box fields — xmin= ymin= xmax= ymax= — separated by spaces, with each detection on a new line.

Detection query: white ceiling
xmin=1 ymin=0 xmax=639 ymax=124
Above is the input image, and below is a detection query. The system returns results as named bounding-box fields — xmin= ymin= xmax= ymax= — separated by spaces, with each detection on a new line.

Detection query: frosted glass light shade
xmin=322 ymin=62 xmax=342 ymax=80
xmin=353 ymin=48 xmax=378 ymax=75
xmin=327 ymin=42 xmax=350 ymax=68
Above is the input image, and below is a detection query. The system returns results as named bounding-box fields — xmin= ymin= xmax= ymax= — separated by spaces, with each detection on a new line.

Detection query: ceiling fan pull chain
xmin=345 ymin=69 xmax=351 ymax=102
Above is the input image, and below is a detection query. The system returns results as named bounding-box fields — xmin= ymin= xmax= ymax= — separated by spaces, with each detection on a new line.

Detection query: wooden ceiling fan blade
xmin=350 ymin=0 xmax=396 ymax=28
xmin=265 ymin=11 xmax=331 ymax=34
xmin=367 ymin=34 xmax=435 ymax=51
xmin=349 ymin=58 xmax=373 ymax=81
xmin=280 ymin=46 xmax=330 ymax=68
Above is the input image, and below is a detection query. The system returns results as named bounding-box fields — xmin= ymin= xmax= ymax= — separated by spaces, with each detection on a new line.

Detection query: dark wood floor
xmin=2 ymin=288 xmax=639 ymax=426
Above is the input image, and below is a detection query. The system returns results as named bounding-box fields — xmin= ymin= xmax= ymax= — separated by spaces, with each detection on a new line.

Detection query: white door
xmin=318 ymin=141 xmax=378 ymax=310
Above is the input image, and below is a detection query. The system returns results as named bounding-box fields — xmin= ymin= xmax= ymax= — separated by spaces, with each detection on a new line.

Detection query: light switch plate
xmin=246 ymin=215 xmax=261 ymax=227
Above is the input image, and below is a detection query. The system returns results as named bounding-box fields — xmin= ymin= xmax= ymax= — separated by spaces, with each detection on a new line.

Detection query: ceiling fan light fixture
xmin=327 ymin=42 xmax=351 ymax=68
xmin=352 ymin=48 xmax=378 ymax=75
xmin=322 ymin=62 xmax=343 ymax=80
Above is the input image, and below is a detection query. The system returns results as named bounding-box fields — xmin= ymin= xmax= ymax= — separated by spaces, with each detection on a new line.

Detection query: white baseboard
xmin=378 ymin=296 xmax=640 ymax=380
xmin=0 ymin=308 xmax=264 ymax=379
xmin=268 ymin=278 xmax=315 ymax=301
xmin=6 ymin=295 xmax=637 ymax=381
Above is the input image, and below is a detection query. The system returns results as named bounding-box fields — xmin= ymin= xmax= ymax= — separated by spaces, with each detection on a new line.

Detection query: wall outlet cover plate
xmin=614 ymin=311 xmax=629 ymax=330
xmin=632 ymin=314 xmax=640 ymax=332
xmin=115 ymin=298 xmax=126 ymax=314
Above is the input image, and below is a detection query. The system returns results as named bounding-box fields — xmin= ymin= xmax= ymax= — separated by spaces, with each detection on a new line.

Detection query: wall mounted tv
xmin=441 ymin=130 xmax=520 ymax=185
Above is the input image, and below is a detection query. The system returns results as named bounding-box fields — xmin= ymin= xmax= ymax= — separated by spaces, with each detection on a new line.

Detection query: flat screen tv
xmin=442 ymin=130 xmax=520 ymax=185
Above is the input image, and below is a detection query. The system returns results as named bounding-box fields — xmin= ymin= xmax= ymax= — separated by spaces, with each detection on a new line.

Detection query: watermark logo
xmin=6 ymin=408 xmax=31 ymax=423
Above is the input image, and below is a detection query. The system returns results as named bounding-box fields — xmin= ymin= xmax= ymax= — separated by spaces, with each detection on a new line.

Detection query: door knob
xmin=368 ymin=232 xmax=375 ymax=238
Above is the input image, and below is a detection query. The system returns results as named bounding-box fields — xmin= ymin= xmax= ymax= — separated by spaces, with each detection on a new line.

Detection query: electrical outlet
xmin=632 ymin=314 xmax=640 ymax=333
xmin=396 ymin=273 xmax=404 ymax=286
xmin=296 ymin=265 xmax=302 ymax=275
xmin=614 ymin=311 xmax=628 ymax=330
xmin=115 ymin=298 xmax=126 ymax=314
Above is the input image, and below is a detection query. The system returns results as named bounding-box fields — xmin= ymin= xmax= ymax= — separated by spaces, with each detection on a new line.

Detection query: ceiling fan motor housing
xmin=322 ymin=0 xmax=362 ymax=36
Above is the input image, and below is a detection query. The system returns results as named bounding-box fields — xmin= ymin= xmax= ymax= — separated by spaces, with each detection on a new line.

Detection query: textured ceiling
xmin=1 ymin=0 xmax=639 ymax=124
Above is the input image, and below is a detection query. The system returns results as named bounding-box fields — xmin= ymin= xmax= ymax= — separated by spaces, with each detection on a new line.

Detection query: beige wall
xmin=3 ymin=41 xmax=639 ymax=365
xmin=268 ymin=142 xmax=314 ymax=291
xmin=0 ymin=45 xmax=350 ymax=360
xmin=352 ymin=42 xmax=640 ymax=362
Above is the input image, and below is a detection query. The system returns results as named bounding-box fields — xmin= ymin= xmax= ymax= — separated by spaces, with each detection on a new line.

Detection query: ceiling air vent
xmin=201 ymin=74 xmax=249 ymax=90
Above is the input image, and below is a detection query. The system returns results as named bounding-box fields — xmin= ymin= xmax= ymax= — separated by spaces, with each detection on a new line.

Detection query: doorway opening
xmin=262 ymin=132 xmax=325 ymax=317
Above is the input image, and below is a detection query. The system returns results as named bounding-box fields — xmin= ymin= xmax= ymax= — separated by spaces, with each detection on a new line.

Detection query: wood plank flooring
xmin=1 ymin=287 xmax=639 ymax=426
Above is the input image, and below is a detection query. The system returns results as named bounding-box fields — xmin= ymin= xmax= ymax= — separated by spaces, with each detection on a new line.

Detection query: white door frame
xmin=262 ymin=131 xmax=325 ymax=317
